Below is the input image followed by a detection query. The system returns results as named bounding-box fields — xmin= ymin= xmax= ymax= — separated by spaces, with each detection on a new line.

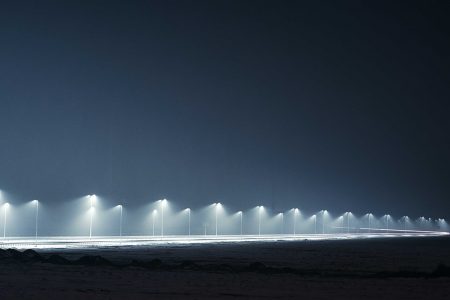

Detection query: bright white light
xmin=88 ymin=194 xmax=96 ymax=208
xmin=1 ymin=231 xmax=448 ymax=250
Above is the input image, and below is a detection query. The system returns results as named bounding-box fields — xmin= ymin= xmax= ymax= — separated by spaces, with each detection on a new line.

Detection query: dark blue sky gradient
xmin=0 ymin=1 xmax=449 ymax=218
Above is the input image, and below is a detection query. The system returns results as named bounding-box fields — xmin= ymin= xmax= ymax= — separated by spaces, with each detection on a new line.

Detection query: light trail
xmin=0 ymin=231 xmax=447 ymax=250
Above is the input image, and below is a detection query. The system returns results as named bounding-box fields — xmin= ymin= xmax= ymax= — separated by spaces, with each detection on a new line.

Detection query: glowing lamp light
xmin=86 ymin=195 xmax=97 ymax=239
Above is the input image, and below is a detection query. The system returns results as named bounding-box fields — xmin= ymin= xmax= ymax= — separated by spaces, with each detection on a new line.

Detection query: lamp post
xmin=88 ymin=195 xmax=96 ymax=239
xmin=214 ymin=203 xmax=221 ymax=236
xmin=160 ymin=199 xmax=167 ymax=237
xmin=346 ymin=212 xmax=351 ymax=233
xmin=118 ymin=205 xmax=123 ymax=237
xmin=293 ymin=208 xmax=299 ymax=235
xmin=313 ymin=214 xmax=317 ymax=234
xmin=280 ymin=213 xmax=284 ymax=234
xmin=385 ymin=214 xmax=389 ymax=232
xmin=215 ymin=203 xmax=218 ymax=236
xmin=3 ymin=203 xmax=9 ymax=239
xmin=321 ymin=210 xmax=327 ymax=234
xmin=187 ymin=208 xmax=191 ymax=236
xmin=238 ymin=211 xmax=243 ymax=235
xmin=32 ymin=200 xmax=39 ymax=242
xmin=368 ymin=213 xmax=372 ymax=233
xmin=152 ymin=209 xmax=157 ymax=236
xmin=258 ymin=206 xmax=263 ymax=236
xmin=33 ymin=200 xmax=39 ymax=242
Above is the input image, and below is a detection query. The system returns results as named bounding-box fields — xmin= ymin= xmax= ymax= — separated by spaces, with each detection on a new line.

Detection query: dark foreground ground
xmin=1 ymin=236 xmax=450 ymax=299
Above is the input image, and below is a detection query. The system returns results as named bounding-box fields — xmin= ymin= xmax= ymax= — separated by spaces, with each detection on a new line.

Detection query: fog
xmin=0 ymin=191 xmax=447 ymax=237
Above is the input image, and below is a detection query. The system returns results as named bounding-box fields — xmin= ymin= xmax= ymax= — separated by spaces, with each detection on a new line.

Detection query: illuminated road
xmin=0 ymin=230 xmax=448 ymax=249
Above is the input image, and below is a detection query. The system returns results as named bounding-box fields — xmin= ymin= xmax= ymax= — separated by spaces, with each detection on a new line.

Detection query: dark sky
xmin=0 ymin=0 xmax=449 ymax=219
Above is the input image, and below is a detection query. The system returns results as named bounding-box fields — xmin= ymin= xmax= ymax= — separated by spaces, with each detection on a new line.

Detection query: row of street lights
xmin=1 ymin=200 xmax=38 ymax=240
xmin=0 ymin=197 xmax=446 ymax=239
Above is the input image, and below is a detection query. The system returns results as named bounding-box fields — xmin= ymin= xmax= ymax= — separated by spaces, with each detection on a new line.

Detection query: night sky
xmin=0 ymin=0 xmax=449 ymax=219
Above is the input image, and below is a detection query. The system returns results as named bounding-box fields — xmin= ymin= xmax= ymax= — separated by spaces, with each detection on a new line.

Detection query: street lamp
xmin=3 ymin=203 xmax=9 ymax=239
xmin=419 ymin=216 xmax=425 ymax=229
xmin=367 ymin=213 xmax=373 ymax=233
xmin=258 ymin=206 xmax=264 ymax=236
xmin=345 ymin=211 xmax=352 ymax=233
xmin=118 ymin=205 xmax=123 ymax=237
xmin=280 ymin=213 xmax=284 ymax=234
xmin=186 ymin=208 xmax=191 ymax=236
xmin=152 ymin=209 xmax=157 ymax=236
xmin=402 ymin=216 xmax=409 ymax=231
xmin=312 ymin=214 xmax=317 ymax=234
xmin=32 ymin=200 xmax=39 ymax=242
xmin=214 ymin=203 xmax=221 ymax=236
xmin=238 ymin=211 xmax=243 ymax=235
xmin=88 ymin=195 xmax=96 ymax=239
xmin=385 ymin=214 xmax=390 ymax=232
xmin=159 ymin=199 xmax=167 ymax=237
xmin=320 ymin=210 xmax=327 ymax=234
xmin=293 ymin=208 xmax=299 ymax=235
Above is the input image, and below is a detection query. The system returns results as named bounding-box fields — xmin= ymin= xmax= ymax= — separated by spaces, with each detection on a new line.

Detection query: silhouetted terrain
xmin=1 ymin=237 xmax=450 ymax=299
